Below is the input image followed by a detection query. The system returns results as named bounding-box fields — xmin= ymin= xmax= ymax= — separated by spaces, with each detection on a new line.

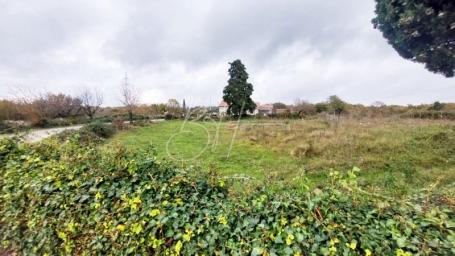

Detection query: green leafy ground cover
xmin=108 ymin=119 xmax=455 ymax=196
xmin=1 ymin=135 xmax=454 ymax=255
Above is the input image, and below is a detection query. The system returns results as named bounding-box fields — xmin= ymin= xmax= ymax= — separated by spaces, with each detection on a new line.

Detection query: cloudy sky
xmin=0 ymin=0 xmax=453 ymax=106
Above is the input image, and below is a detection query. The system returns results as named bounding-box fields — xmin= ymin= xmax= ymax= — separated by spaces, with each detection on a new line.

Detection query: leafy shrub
xmin=0 ymin=121 xmax=12 ymax=134
xmin=401 ymin=111 xmax=455 ymax=120
xmin=291 ymin=142 xmax=318 ymax=158
xmin=28 ymin=116 xmax=90 ymax=129
xmin=32 ymin=118 xmax=50 ymax=128
xmin=0 ymin=139 xmax=454 ymax=255
xmin=132 ymin=120 xmax=150 ymax=127
xmin=112 ymin=118 xmax=127 ymax=130
xmin=56 ymin=129 xmax=104 ymax=145
xmin=97 ymin=114 xmax=149 ymax=123
xmin=0 ymin=122 xmax=32 ymax=135
xmin=82 ymin=121 xmax=116 ymax=138
xmin=164 ymin=113 xmax=179 ymax=120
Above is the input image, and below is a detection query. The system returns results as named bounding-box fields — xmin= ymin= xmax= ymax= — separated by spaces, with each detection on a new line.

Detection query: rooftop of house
xmin=218 ymin=101 xmax=229 ymax=107
xmin=219 ymin=100 xmax=277 ymax=111
xmin=257 ymin=103 xmax=274 ymax=111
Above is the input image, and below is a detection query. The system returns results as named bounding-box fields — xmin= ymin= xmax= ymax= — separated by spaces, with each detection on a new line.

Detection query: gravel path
xmin=0 ymin=125 xmax=83 ymax=143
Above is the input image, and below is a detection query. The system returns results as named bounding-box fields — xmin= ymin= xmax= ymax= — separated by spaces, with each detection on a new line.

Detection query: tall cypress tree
xmin=222 ymin=60 xmax=256 ymax=116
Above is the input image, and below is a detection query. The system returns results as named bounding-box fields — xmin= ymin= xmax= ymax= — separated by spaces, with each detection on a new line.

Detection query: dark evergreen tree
xmin=222 ymin=60 xmax=256 ymax=116
xmin=372 ymin=0 xmax=455 ymax=77
xmin=430 ymin=101 xmax=445 ymax=111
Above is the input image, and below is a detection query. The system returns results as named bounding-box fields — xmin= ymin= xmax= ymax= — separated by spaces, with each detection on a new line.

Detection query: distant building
xmin=275 ymin=108 xmax=289 ymax=115
xmin=218 ymin=101 xmax=229 ymax=116
xmin=256 ymin=103 xmax=274 ymax=116
xmin=219 ymin=100 xmax=277 ymax=116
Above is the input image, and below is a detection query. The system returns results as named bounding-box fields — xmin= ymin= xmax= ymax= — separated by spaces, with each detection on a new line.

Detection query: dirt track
xmin=0 ymin=125 xmax=83 ymax=143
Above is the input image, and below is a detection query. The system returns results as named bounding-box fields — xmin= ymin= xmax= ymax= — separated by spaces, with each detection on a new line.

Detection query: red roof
xmin=257 ymin=104 xmax=273 ymax=111
xmin=219 ymin=101 xmax=229 ymax=107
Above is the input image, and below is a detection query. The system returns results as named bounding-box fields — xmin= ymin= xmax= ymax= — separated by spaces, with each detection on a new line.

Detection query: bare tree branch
xmin=79 ymin=88 xmax=103 ymax=119
xmin=120 ymin=74 xmax=139 ymax=122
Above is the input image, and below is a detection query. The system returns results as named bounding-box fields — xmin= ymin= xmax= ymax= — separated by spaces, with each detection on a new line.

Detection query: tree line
xmin=0 ymin=88 xmax=102 ymax=126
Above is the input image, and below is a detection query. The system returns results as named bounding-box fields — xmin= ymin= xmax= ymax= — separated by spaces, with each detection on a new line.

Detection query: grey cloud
xmin=0 ymin=0 xmax=453 ymax=106
xmin=105 ymin=1 xmax=375 ymax=68
xmin=0 ymin=0 xmax=106 ymax=70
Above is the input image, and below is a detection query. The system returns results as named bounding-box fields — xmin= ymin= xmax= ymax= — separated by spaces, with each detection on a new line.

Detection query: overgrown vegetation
xmin=0 ymin=135 xmax=454 ymax=255
xmin=82 ymin=121 xmax=116 ymax=138
xmin=110 ymin=119 xmax=455 ymax=196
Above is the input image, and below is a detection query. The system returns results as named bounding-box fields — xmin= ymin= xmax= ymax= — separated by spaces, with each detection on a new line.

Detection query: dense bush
xmin=0 ymin=122 xmax=13 ymax=134
xmin=401 ymin=111 xmax=455 ymax=120
xmin=0 ymin=138 xmax=454 ymax=255
xmin=164 ymin=113 xmax=180 ymax=120
xmin=0 ymin=121 xmax=30 ymax=135
xmin=82 ymin=122 xmax=116 ymax=138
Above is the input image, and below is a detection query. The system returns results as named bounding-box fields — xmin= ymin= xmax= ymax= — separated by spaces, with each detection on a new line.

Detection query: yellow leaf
xmin=131 ymin=223 xmax=143 ymax=234
xmin=218 ymin=215 xmax=228 ymax=226
xmin=58 ymin=231 xmax=67 ymax=242
xmin=150 ymin=209 xmax=161 ymax=217
xmin=286 ymin=233 xmax=294 ymax=245
xmin=175 ymin=240 xmax=183 ymax=255
xmin=95 ymin=192 xmax=102 ymax=200
xmin=346 ymin=241 xmax=357 ymax=250
xmin=132 ymin=197 xmax=142 ymax=204
xmin=175 ymin=198 xmax=184 ymax=206
xmin=116 ymin=224 xmax=126 ymax=232
xmin=183 ymin=229 xmax=193 ymax=242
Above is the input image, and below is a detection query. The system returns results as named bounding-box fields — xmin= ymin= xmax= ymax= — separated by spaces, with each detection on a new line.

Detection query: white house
xmin=256 ymin=103 xmax=274 ymax=116
xmin=219 ymin=100 xmax=274 ymax=116
xmin=218 ymin=101 xmax=229 ymax=116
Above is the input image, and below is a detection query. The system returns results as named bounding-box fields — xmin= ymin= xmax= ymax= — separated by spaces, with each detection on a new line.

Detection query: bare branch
xmin=79 ymin=88 xmax=103 ymax=119
xmin=120 ymin=74 xmax=139 ymax=122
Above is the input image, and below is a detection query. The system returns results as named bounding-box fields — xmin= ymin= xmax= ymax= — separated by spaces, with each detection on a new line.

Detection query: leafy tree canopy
xmin=328 ymin=95 xmax=346 ymax=115
xmin=372 ymin=0 xmax=455 ymax=77
xmin=223 ymin=60 xmax=256 ymax=116
xmin=430 ymin=101 xmax=445 ymax=111
xmin=273 ymin=102 xmax=287 ymax=109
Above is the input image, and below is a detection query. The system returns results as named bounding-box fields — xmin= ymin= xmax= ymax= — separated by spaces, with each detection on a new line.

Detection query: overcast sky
xmin=0 ymin=0 xmax=453 ymax=106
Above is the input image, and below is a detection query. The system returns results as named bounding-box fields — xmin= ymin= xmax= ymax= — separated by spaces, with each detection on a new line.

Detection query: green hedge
xmin=401 ymin=111 xmax=455 ymax=120
xmin=82 ymin=122 xmax=116 ymax=138
xmin=0 ymin=137 xmax=454 ymax=255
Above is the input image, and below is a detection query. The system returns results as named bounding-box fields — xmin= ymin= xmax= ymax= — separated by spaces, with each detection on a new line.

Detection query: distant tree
xmin=42 ymin=93 xmax=82 ymax=118
xmin=182 ymin=99 xmax=187 ymax=116
xmin=430 ymin=101 xmax=445 ymax=111
xmin=293 ymin=99 xmax=316 ymax=116
xmin=79 ymin=88 xmax=103 ymax=120
xmin=150 ymin=103 xmax=167 ymax=115
xmin=11 ymin=89 xmax=47 ymax=125
xmin=0 ymin=100 xmax=21 ymax=121
xmin=372 ymin=101 xmax=386 ymax=108
xmin=372 ymin=0 xmax=455 ymax=77
xmin=328 ymin=95 xmax=346 ymax=116
xmin=223 ymin=60 xmax=256 ymax=116
xmin=273 ymin=102 xmax=287 ymax=109
xmin=315 ymin=103 xmax=329 ymax=113
xmin=167 ymin=99 xmax=181 ymax=117
xmin=120 ymin=74 xmax=139 ymax=123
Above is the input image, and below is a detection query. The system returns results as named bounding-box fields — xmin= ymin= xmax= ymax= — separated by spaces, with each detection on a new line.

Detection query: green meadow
xmin=108 ymin=118 xmax=455 ymax=196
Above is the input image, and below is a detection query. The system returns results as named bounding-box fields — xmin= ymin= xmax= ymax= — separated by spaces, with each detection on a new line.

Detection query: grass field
xmin=107 ymin=118 xmax=455 ymax=196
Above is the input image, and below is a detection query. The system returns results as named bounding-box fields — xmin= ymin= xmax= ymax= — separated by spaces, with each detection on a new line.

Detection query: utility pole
xmin=124 ymin=72 xmax=128 ymax=89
